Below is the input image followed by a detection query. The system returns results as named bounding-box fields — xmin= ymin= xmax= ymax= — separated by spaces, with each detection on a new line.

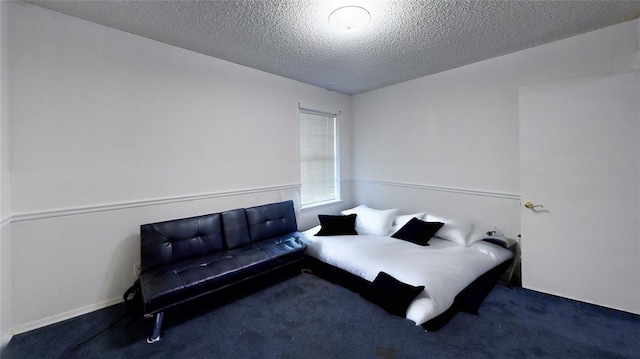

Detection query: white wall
xmin=0 ymin=0 xmax=12 ymax=349
xmin=8 ymin=1 xmax=352 ymax=332
xmin=7 ymin=0 xmax=640 ymax=336
xmin=352 ymin=19 xmax=640 ymax=238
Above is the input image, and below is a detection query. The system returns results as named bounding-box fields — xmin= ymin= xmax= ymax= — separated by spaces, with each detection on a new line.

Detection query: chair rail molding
xmin=11 ymin=183 xmax=302 ymax=222
xmin=352 ymin=178 xmax=520 ymax=201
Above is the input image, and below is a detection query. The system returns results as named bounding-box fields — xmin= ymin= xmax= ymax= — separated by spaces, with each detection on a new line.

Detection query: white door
xmin=519 ymin=71 xmax=640 ymax=314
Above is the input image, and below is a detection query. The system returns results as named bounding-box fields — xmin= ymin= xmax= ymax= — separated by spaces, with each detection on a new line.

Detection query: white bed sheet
xmin=299 ymin=226 xmax=513 ymax=326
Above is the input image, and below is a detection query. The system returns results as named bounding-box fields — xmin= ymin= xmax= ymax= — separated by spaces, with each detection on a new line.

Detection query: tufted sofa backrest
xmin=246 ymin=200 xmax=297 ymax=242
xmin=140 ymin=213 xmax=225 ymax=273
xmin=140 ymin=200 xmax=299 ymax=273
xmin=220 ymin=208 xmax=251 ymax=250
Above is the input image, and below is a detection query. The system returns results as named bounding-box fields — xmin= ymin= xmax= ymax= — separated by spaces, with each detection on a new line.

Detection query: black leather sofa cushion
xmin=221 ymin=208 xmax=252 ymax=250
xmin=254 ymin=235 xmax=306 ymax=267
xmin=246 ymin=201 xmax=298 ymax=242
xmin=140 ymin=235 xmax=306 ymax=313
xmin=140 ymin=213 xmax=224 ymax=273
xmin=139 ymin=200 xmax=306 ymax=316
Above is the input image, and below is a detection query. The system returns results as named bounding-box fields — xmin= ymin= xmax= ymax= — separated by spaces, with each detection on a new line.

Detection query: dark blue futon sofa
xmin=139 ymin=200 xmax=306 ymax=343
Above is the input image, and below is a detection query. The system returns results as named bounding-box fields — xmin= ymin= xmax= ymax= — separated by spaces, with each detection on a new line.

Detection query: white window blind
xmin=300 ymin=109 xmax=338 ymax=207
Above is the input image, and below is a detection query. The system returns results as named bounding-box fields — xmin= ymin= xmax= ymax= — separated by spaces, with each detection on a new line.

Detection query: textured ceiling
xmin=24 ymin=0 xmax=640 ymax=95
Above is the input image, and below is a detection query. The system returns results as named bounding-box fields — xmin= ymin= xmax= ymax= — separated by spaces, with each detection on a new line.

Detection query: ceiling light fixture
xmin=328 ymin=6 xmax=370 ymax=31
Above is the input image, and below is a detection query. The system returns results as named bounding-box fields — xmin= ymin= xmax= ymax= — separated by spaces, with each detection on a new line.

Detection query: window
xmin=300 ymin=108 xmax=339 ymax=207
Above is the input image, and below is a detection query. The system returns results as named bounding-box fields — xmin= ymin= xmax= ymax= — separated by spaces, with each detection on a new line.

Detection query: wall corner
xmin=0 ymin=0 xmax=13 ymax=350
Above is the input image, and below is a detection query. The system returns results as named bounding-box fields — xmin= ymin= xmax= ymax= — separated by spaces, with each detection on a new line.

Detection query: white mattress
xmin=299 ymin=226 xmax=513 ymax=326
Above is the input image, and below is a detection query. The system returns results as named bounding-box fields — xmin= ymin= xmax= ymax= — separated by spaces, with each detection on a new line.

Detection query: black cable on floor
xmin=70 ymin=309 xmax=130 ymax=351
xmin=70 ymin=280 xmax=141 ymax=351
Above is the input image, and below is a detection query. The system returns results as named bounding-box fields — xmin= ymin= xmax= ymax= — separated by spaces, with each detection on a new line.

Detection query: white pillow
xmin=388 ymin=213 xmax=426 ymax=234
xmin=466 ymin=225 xmax=492 ymax=245
xmin=393 ymin=213 xmax=426 ymax=227
xmin=341 ymin=205 xmax=398 ymax=236
xmin=424 ymin=214 xmax=475 ymax=246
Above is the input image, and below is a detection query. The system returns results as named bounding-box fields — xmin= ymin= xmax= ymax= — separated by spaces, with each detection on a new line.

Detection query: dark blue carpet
xmin=3 ymin=272 xmax=639 ymax=358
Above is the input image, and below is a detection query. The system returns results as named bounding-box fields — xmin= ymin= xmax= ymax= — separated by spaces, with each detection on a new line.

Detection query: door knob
xmin=524 ymin=201 xmax=544 ymax=209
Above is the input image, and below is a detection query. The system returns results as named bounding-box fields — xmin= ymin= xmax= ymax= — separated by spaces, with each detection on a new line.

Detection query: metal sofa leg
xmin=147 ymin=312 xmax=164 ymax=344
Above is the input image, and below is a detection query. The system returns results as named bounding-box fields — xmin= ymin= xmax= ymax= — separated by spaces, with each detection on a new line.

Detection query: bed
xmin=298 ymin=205 xmax=514 ymax=330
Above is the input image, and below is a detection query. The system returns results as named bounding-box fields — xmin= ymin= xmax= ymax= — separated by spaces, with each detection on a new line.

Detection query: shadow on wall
xmin=105 ymin=233 xmax=140 ymax=308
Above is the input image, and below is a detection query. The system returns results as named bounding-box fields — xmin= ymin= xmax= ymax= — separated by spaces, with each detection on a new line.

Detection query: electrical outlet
xmin=134 ymin=263 xmax=141 ymax=276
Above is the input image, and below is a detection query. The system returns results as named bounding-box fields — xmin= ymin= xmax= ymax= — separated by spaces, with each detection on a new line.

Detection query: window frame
xmin=299 ymin=107 xmax=341 ymax=209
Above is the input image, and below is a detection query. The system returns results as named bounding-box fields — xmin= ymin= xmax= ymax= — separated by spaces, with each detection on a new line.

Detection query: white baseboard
xmin=11 ymin=296 xmax=123 ymax=335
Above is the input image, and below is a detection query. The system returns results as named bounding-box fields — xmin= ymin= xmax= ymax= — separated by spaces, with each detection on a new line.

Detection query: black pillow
xmin=315 ymin=214 xmax=358 ymax=236
xmin=391 ymin=217 xmax=444 ymax=246
xmin=359 ymin=271 xmax=425 ymax=317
